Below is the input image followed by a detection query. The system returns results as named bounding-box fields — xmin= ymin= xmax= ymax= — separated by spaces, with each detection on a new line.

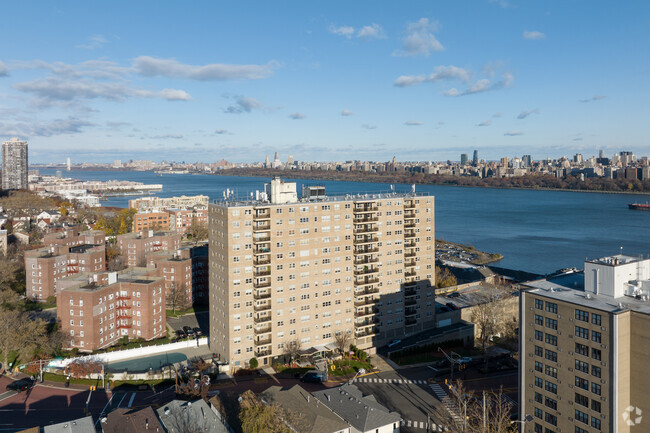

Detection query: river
xmin=39 ymin=169 xmax=650 ymax=275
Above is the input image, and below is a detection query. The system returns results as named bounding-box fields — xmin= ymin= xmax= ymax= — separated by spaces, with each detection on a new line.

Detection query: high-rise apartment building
xmin=209 ymin=178 xmax=436 ymax=368
xmin=520 ymin=255 xmax=650 ymax=433
xmin=460 ymin=153 xmax=469 ymax=166
xmin=472 ymin=150 xmax=479 ymax=166
xmin=2 ymin=137 xmax=28 ymax=190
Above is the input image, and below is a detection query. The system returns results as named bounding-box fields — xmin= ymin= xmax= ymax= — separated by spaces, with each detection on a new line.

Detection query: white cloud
xmin=404 ymin=121 xmax=423 ymax=126
xmin=580 ymin=95 xmax=606 ymax=103
xmin=477 ymin=120 xmax=491 ymax=127
xmin=150 ymin=133 xmax=183 ymax=140
xmin=0 ymin=61 xmax=8 ymax=77
xmin=289 ymin=112 xmax=306 ymax=120
xmin=357 ymin=24 xmax=385 ymax=39
xmin=224 ymin=96 xmax=264 ymax=114
xmin=443 ymin=88 xmax=460 ymax=97
xmin=133 ymin=56 xmax=276 ymax=81
xmin=329 ymin=25 xmax=355 ymax=38
xmin=504 ymin=130 xmax=524 ymax=136
xmin=523 ymin=30 xmax=546 ymax=40
xmin=340 ymin=110 xmax=353 ymax=116
xmin=215 ymin=129 xmax=229 ymax=134
xmin=394 ymin=65 xmax=470 ymax=87
xmin=393 ymin=18 xmax=444 ymax=57
xmin=0 ymin=116 xmax=94 ymax=137
xmin=517 ymin=108 xmax=539 ymax=119
xmin=444 ymin=72 xmax=514 ymax=97
xmin=156 ymin=88 xmax=192 ymax=101
xmin=362 ymin=124 xmax=377 ymax=130
xmin=77 ymin=34 xmax=109 ymax=50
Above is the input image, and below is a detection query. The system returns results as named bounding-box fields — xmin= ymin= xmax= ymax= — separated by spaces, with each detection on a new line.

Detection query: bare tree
xmin=466 ymin=386 xmax=515 ymax=433
xmin=106 ymin=242 xmax=126 ymax=272
xmin=334 ymin=330 xmax=351 ymax=356
xmin=168 ymin=283 xmax=190 ymax=313
xmin=471 ymin=290 xmax=505 ymax=352
xmin=0 ymin=310 xmax=49 ymax=372
xmin=282 ymin=339 xmax=302 ymax=364
xmin=188 ymin=216 xmax=208 ymax=245
xmin=238 ymin=390 xmax=293 ymax=433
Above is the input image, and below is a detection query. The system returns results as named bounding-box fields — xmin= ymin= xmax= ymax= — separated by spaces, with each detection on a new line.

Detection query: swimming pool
xmin=105 ymin=352 xmax=187 ymax=373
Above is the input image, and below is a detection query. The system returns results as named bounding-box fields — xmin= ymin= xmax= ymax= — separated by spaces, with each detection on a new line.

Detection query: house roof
xmin=259 ymin=385 xmax=350 ymax=433
xmin=101 ymin=406 xmax=164 ymax=433
xmin=43 ymin=416 xmax=95 ymax=433
xmin=312 ymin=384 xmax=401 ymax=432
xmin=156 ymin=399 xmax=229 ymax=433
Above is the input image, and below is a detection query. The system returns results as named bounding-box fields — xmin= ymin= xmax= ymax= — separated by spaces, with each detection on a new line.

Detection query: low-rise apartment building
xmin=520 ymin=255 xmax=650 ymax=433
xmin=116 ymin=231 xmax=181 ymax=267
xmin=43 ymin=227 xmax=105 ymax=248
xmin=146 ymin=250 xmax=193 ymax=308
xmin=56 ymin=268 xmax=166 ymax=351
xmin=25 ymin=244 xmax=105 ymax=300
xmin=128 ymin=194 xmax=209 ymax=212
xmin=168 ymin=208 xmax=208 ymax=236
xmin=132 ymin=211 xmax=170 ymax=232
xmin=209 ymin=178 xmax=436 ymax=368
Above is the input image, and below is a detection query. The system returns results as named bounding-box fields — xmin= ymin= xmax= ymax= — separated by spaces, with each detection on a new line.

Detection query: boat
xmin=628 ymin=203 xmax=650 ymax=210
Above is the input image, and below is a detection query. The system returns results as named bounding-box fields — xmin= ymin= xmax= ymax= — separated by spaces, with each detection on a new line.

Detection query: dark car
xmin=446 ymin=302 xmax=460 ymax=310
xmin=176 ymin=330 xmax=186 ymax=339
xmin=7 ymin=378 xmax=33 ymax=392
xmin=193 ymin=327 xmax=203 ymax=337
xmin=183 ymin=326 xmax=194 ymax=336
xmin=300 ymin=371 xmax=324 ymax=383
xmin=439 ymin=306 xmax=451 ymax=313
xmin=448 ymin=292 xmax=460 ymax=298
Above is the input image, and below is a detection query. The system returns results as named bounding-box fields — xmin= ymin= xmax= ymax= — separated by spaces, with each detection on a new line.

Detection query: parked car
xmin=176 ymin=330 xmax=186 ymax=339
xmin=193 ymin=327 xmax=203 ymax=337
xmin=456 ymin=356 xmax=473 ymax=365
xmin=183 ymin=326 xmax=194 ymax=336
xmin=300 ymin=371 xmax=324 ymax=383
xmin=439 ymin=306 xmax=451 ymax=313
xmin=445 ymin=302 xmax=460 ymax=310
xmin=448 ymin=292 xmax=460 ymax=298
xmin=7 ymin=378 xmax=33 ymax=392
xmin=387 ymin=339 xmax=402 ymax=348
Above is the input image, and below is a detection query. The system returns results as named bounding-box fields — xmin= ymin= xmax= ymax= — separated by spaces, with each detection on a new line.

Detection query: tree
xmin=106 ymin=241 xmax=126 ymax=272
xmin=465 ymin=386 xmax=515 ymax=433
xmin=249 ymin=357 xmax=259 ymax=369
xmin=188 ymin=215 xmax=208 ymax=244
xmin=238 ymin=390 xmax=292 ymax=433
xmin=470 ymin=290 xmax=506 ymax=352
xmin=168 ymin=283 xmax=190 ymax=313
xmin=67 ymin=359 xmax=103 ymax=378
xmin=0 ymin=310 xmax=49 ymax=372
xmin=435 ymin=266 xmax=458 ymax=288
xmin=334 ymin=330 xmax=351 ymax=356
xmin=282 ymin=339 xmax=302 ymax=364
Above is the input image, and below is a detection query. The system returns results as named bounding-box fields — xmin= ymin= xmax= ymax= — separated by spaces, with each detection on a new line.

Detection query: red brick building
xmin=132 ymin=211 xmax=170 ymax=233
xmin=56 ymin=268 xmax=166 ymax=351
xmin=146 ymin=250 xmax=193 ymax=308
xmin=116 ymin=231 xmax=181 ymax=267
xmin=43 ymin=227 xmax=105 ymax=248
xmin=25 ymin=244 xmax=105 ymax=301
xmin=167 ymin=208 xmax=208 ymax=236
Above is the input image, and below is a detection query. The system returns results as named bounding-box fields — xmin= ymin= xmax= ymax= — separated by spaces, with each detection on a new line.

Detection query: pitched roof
xmin=101 ymin=406 xmax=165 ymax=433
xmin=260 ymin=385 xmax=350 ymax=433
xmin=156 ymin=399 xmax=229 ymax=433
xmin=312 ymin=383 xmax=402 ymax=432
xmin=43 ymin=416 xmax=95 ymax=433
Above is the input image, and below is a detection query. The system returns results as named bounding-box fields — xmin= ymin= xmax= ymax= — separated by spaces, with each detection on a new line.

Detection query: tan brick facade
xmin=116 ymin=231 xmax=181 ymax=267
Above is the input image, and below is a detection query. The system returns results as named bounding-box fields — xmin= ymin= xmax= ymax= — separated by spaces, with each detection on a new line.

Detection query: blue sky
xmin=1 ymin=1 xmax=649 ymax=163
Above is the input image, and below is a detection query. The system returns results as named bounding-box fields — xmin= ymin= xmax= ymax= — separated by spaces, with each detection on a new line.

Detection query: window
xmin=575 ymin=393 xmax=589 ymax=407
xmin=544 ymin=413 xmax=557 ymax=426
xmin=545 ymin=365 xmax=557 ymax=378
xmin=535 ymin=299 xmax=543 ymax=310
xmin=545 ymin=302 xmax=557 ymax=314
xmin=545 ymin=397 xmax=557 ymax=410
xmin=545 ymin=334 xmax=557 ymax=346
xmin=591 ymin=365 xmax=601 ymax=378
xmin=545 ymin=317 xmax=558 ymax=330
xmin=534 ymin=424 xmax=542 ymax=433
xmin=545 ymin=381 xmax=557 ymax=394
xmin=591 ymin=400 xmax=601 ymax=413
xmin=535 ymin=392 xmax=543 ymax=403
xmin=535 ymin=376 xmax=543 ymax=388
xmin=591 ymin=417 xmax=601 ymax=430
xmin=535 ymin=314 xmax=544 ymax=326
xmin=592 ymin=348 xmax=601 ymax=361
xmin=575 ymin=309 xmax=589 ymax=322
xmin=575 ymin=427 xmax=588 ymax=433
xmin=575 ymin=326 xmax=589 ymax=339
xmin=534 ymin=407 xmax=543 ymax=419
xmin=592 ymin=331 xmax=601 ymax=343
xmin=535 ymin=330 xmax=543 ymax=341
xmin=535 ymin=346 xmax=543 ymax=357
xmin=575 ymin=359 xmax=589 ymax=373
xmin=575 ymin=410 xmax=588 ymax=424
xmin=576 ymin=342 xmax=589 ymax=356
xmin=591 ymin=313 xmax=602 ymax=326
xmin=575 ymin=376 xmax=589 ymax=390
xmin=545 ymin=349 xmax=557 ymax=362
xmin=535 ymin=361 xmax=543 ymax=372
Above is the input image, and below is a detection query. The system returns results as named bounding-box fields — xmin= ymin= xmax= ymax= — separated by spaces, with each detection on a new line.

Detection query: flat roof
xmin=212 ymin=191 xmax=431 ymax=208
xmin=585 ymin=254 xmax=646 ymax=267
xmin=523 ymin=271 xmax=650 ymax=315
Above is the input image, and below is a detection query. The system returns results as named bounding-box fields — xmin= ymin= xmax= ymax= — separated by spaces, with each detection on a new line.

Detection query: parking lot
xmin=167 ymin=310 xmax=208 ymax=339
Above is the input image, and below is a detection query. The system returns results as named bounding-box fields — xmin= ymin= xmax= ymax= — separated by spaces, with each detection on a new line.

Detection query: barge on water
xmin=628 ymin=203 xmax=650 ymax=210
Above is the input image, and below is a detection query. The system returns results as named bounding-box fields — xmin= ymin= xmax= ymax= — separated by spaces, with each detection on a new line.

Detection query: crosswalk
xmin=430 ymin=383 xmax=462 ymax=423
xmin=352 ymin=376 xmax=429 ymax=385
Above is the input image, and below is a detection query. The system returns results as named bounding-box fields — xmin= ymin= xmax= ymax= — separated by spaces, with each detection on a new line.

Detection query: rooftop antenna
xmin=620 ymin=246 xmax=623 ymax=255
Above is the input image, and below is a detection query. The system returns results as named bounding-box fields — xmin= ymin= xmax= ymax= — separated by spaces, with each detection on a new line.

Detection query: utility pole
xmin=483 ymin=390 xmax=487 ymax=433
xmin=438 ymin=347 xmax=461 ymax=382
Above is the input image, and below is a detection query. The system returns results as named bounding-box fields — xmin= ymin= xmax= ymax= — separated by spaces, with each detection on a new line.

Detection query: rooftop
xmin=102 ymin=407 xmax=164 ymax=433
xmin=585 ymin=253 xmax=647 ymax=266
xmin=43 ymin=416 xmax=95 ymax=433
xmin=212 ymin=191 xmax=430 ymax=207
xmin=156 ymin=399 xmax=229 ymax=433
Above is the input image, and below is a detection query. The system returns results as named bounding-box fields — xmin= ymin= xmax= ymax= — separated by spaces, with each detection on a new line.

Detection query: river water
xmin=40 ymin=169 xmax=650 ymax=275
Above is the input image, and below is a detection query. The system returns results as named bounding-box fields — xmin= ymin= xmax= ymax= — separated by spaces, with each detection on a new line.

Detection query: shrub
xmin=249 ymin=357 xmax=259 ymax=369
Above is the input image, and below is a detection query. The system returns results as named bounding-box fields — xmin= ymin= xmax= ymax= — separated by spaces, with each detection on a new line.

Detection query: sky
xmin=1 ymin=1 xmax=649 ymax=164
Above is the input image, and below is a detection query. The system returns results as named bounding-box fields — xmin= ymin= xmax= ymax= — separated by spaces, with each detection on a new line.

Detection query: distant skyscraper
xmin=599 ymin=149 xmax=604 ymax=158
xmin=472 ymin=150 xmax=478 ymax=165
xmin=574 ymin=153 xmax=583 ymax=164
xmin=2 ymin=137 xmax=28 ymax=190
xmin=522 ymin=154 xmax=532 ymax=167
xmin=460 ymin=153 xmax=468 ymax=166
xmin=264 ymin=155 xmax=270 ymax=168
xmin=287 ymin=155 xmax=294 ymax=166
xmin=66 ymin=157 xmax=71 ymax=171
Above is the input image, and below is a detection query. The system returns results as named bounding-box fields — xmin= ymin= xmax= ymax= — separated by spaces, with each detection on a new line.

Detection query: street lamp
xmin=510 ymin=414 xmax=534 ymax=431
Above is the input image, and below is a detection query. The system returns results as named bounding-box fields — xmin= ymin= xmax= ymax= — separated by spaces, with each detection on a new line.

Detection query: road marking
xmin=0 ymin=391 xmax=17 ymax=403
xmin=127 ymin=392 xmax=136 ymax=408
xmin=95 ymin=392 xmax=119 ymax=427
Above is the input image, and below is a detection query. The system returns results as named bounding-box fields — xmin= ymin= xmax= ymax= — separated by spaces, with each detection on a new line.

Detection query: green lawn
xmin=166 ymin=306 xmax=208 ymax=318
xmin=330 ymin=359 xmax=372 ymax=377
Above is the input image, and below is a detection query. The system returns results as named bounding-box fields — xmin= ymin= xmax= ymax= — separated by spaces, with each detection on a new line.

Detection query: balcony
xmin=255 ymin=349 xmax=271 ymax=357
xmin=254 ymin=303 xmax=272 ymax=312
xmin=254 ymin=209 xmax=271 ymax=220
xmin=405 ymin=319 xmax=417 ymax=326
xmin=254 ymin=268 xmax=271 ymax=277
xmin=354 ymin=277 xmax=379 ymax=286
xmin=354 ymin=236 xmax=379 ymax=245
xmin=355 ymin=247 xmax=379 ymax=255
xmin=253 ymin=222 xmax=271 ymax=231
xmin=355 ymin=327 xmax=378 ymax=338
xmin=405 ymin=270 xmax=417 ymax=278
xmin=254 ymin=291 xmax=271 ymax=300
xmin=354 ymin=297 xmax=376 ymax=307
xmin=254 ymin=247 xmax=271 ymax=255
xmin=254 ymin=315 xmax=272 ymax=323
xmin=253 ymin=280 xmax=271 ymax=289
xmin=354 ymin=216 xmax=378 ymax=223
xmin=254 ymin=257 xmax=271 ymax=266
xmin=355 ymin=308 xmax=377 ymax=317
xmin=117 ymin=323 xmax=132 ymax=329
xmin=354 ymin=225 xmax=378 ymax=234
xmin=354 ymin=256 xmax=378 ymax=265
xmin=404 ymin=241 xmax=416 ymax=248
xmin=253 ymin=235 xmax=271 ymax=243
xmin=404 ymin=252 xmax=416 ymax=258
xmin=405 ymin=232 xmax=416 ymax=239
xmin=405 ymin=298 xmax=417 ymax=306
xmin=405 ymin=289 xmax=417 ymax=297
xmin=255 ymin=336 xmax=272 ymax=346
xmin=404 ymin=201 xmax=416 ymax=209
xmin=115 ymin=303 xmax=130 ymax=310
xmin=405 ymin=260 xmax=416 ymax=267
xmin=405 ymin=307 xmax=417 ymax=317
xmin=254 ymin=324 xmax=272 ymax=334
xmin=354 ymin=266 xmax=378 ymax=276
xmin=405 ymin=221 xmax=416 ymax=228
xmin=354 ymin=206 xmax=379 ymax=213
xmin=404 ymin=211 xmax=416 ymax=219
xmin=115 ymin=295 xmax=131 ymax=301
xmin=355 ymin=286 xmax=379 ymax=296
xmin=355 ymin=317 xmax=379 ymax=327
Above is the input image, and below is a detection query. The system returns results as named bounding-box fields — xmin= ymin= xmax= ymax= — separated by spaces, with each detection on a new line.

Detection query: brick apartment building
xmin=520 ymin=255 xmax=650 ymax=433
xmin=128 ymin=194 xmax=209 ymax=212
xmin=43 ymin=227 xmax=105 ymax=248
xmin=168 ymin=208 xmax=208 ymax=236
xmin=56 ymin=268 xmax=166 ymax=351
xmin=209 ymin=179 xmax=437 ymax=368
xmin=116 ymin=231 xmax=181 ymax=267
xmin=25 ymin=244 xmax=105 ymax=300
xmin=132 ymin=211 xmax=170 ymax=232
xmin=189 ymin=244 xmax=209 ymax=305
xmin=146 ymin=250 xmax=193 ymax=308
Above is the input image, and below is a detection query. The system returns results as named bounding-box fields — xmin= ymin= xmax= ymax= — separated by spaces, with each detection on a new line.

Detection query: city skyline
xmin=1 ymin=1 xmax=649 ymax=163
